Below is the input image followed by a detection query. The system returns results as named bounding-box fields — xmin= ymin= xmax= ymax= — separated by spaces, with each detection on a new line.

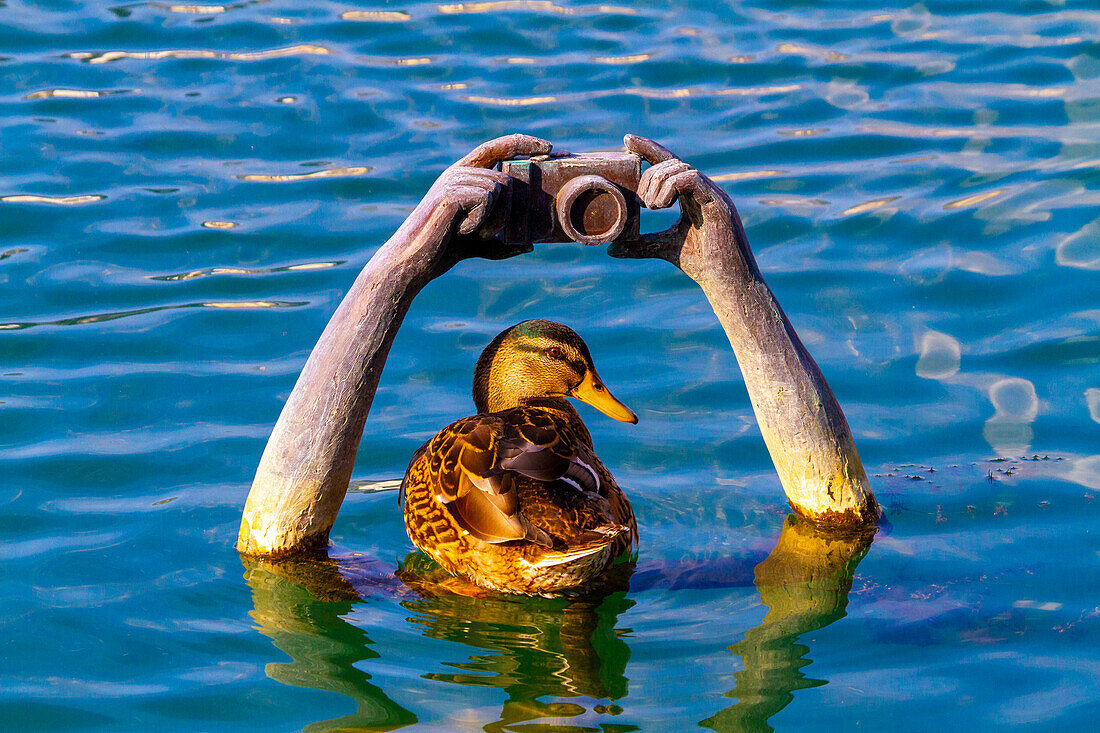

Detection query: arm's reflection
xmin=701 ymin=514 xmax=875 ymax=732
xmin=242 ymin=556 xmax=418 ymax=732
xmin=243 ymin=513 xmax=873 ymax=732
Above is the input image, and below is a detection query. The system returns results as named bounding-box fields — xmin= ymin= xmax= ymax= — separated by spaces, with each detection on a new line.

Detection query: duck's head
xmin=472 ymin=320 xmax=638 ymax=423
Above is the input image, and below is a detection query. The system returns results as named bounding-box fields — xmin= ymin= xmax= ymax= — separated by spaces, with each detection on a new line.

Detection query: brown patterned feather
xmin=402 ymin=405 xmax=636 ymax=594
xmin=401 ymin=320 xmax=638 ymax=595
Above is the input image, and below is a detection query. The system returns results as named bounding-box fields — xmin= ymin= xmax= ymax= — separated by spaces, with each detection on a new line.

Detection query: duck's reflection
xmin=243 ymin=513 xmax=873 ymax=732
xmin=399 ymin=553 xmax=635 ymax=726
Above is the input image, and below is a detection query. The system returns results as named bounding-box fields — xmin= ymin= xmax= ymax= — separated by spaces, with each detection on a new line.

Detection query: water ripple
xmin=0 ymin=300 xmax=306 ymax=331
xmin=1 ymin=194 xmax=105 ymax=205
xmin=437 ymin=1 xmax=638 ymax=16
xmin=236 ymin=166 xmax=371 ymax=182
xmin=68 ymin=44 xmax=333 ymax=64
xmin=3 ymin=0 xmax=1099 ymax=729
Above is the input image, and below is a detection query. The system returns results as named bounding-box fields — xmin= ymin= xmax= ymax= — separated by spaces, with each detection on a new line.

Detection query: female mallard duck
xmin=401 ymin=320 xmax=638 ymax=595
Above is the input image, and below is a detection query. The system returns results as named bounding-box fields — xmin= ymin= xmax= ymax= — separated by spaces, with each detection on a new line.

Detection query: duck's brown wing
xmin=494 ymin=409 xmax=605 ymax=498
xmin=418 ymin=409 xmax=611 ymax=549
xmin=418 ymin=415 xmax=551 ymax=547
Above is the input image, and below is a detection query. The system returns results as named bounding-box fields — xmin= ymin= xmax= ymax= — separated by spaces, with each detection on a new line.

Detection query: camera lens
xmin=555 ymin=175 xmax=628 ymax=246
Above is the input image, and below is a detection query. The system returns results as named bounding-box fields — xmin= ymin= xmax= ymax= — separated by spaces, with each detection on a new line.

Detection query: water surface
xmin=2 ymin=1 xmax=1099 ymax=730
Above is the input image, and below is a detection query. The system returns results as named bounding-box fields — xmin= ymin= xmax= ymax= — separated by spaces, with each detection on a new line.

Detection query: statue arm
xmin=238 ymin=135 xmax=551 ymax=557
xmin=610 ymin=135 xmax=879 ymax=525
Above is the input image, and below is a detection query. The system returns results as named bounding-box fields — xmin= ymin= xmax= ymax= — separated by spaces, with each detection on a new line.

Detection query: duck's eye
xmin=546 ymin=346 xmax=562 ymax=359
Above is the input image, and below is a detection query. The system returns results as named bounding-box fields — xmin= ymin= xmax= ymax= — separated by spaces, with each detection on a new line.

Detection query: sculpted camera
xmin=501 ymin=152 xmax=641 ymax=246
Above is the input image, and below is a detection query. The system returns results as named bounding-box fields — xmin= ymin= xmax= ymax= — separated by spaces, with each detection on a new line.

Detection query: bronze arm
xmin=609 ymin=135 xmax=879 ymax=525
xmin=237 ymin=135 xmax=551 ymax=557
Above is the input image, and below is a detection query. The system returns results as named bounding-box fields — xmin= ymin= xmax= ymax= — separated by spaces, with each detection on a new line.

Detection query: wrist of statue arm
xmin=370 ymin=196 xmax=460 ymax=289
xmin=678 ymin=212 xmax=760 ymax=293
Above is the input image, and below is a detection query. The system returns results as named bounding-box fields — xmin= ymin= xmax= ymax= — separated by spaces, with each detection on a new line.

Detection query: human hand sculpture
xmin=395 ymin=134 xmax=551 ymax=278
xmin=608 ymin=134 xmax=759 ymax=289
xmin=610 ymin=134 xmax=878 ymax=526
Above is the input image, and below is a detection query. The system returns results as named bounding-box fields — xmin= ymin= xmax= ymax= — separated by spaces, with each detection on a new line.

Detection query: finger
xmin=653 ymin=169 xmax=698 ymax=210
xmin=447 ymin=171 xmax=507 ymax=192
xmin=448 ymin=166 xmax=511 ymax=186
xmin=624 ymin=134 xmax=678 ymax=166
xmin=639 ymin=159 xmax=691 ymax=205
xmin=457 ymin=134 xmax=552 ymax=169
xmin=476 ymin=182 xmax=510 ymax=238
xmin=455 ymin=185 xmax=500 ymax=235
xmin=461 ymin=235 xmax=533 ymax=262
xmin=607 ymin=226 xmax=682 ymax=263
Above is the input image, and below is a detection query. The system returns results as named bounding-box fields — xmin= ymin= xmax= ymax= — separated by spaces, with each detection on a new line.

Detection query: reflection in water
xmin=67 ymin=44 xmax=332 ymax=64
xmin=341 ymin=11 xmax=412 ymax=22
xmin=460 ymin=84 xmax=803 ymax=108
xmin=983 ymin=377 xmax=1039 ymax=456
xmin=915 ymin=330 xmax=961 ymax=380
xmin=1086 ymin=388 xmax=1100 ymax=424
xmin=1056 ymin=218 xmax=1100 ymax=271
xmin=236 ymin=167 xmax=372 ymax=183
xmin=245 ymin=515 xmax=873 ymax=732
xmin=437 ymin=1 xmax=638 ymax=16
xmin=701 ymin=515 xmax=874 ymax=732
xmin=0 ymin=299 xmax=305 ymax=331
xmin=0 ymin=194 xmax=105 ymax=204
xmin=243 ymin=556 xmax=418 ymax=732
xmin=400 ymin=554 xmax=635 ymax=726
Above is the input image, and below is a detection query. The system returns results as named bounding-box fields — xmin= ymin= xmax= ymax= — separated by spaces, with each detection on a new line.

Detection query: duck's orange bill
xmin=570 ymin=370 xmax=638 ymax=424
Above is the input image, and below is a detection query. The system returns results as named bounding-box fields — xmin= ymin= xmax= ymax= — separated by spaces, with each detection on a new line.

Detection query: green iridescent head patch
xmin=517 ymin=322 xmax=541 ymax=338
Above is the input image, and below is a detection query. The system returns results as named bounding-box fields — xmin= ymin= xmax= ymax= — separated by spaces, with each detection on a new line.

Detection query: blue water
xmin=2 ymin=0 xmax=1099 ymax=730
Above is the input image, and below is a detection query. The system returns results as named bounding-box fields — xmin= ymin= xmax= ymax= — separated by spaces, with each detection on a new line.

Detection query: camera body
xmin=501 ymin=152 xmax=641 ymax=246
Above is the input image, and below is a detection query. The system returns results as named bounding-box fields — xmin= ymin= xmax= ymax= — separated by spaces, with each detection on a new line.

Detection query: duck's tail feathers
xmin=528 ymin=524 xmax=627 ymax=567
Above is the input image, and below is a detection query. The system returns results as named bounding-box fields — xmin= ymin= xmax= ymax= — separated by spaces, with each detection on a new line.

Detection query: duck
xmin=400 ymin=319 xmax=638 ymax=595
